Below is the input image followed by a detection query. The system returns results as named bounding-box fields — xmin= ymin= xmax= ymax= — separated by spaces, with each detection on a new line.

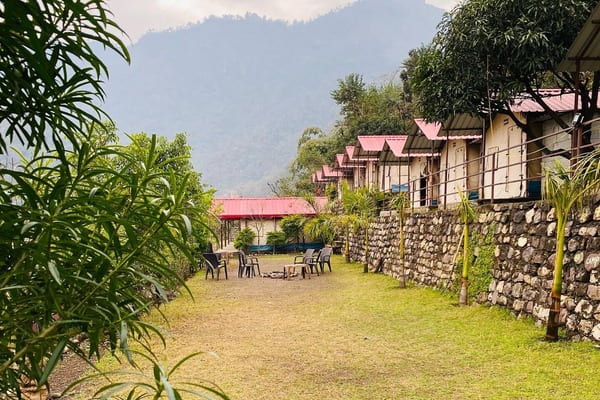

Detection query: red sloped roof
xmin=414 ymin=118 xmax=442 ymax=140
xmin=383 ymin=137 xmax=408 ymax=157
xmin=508 ymin=89 xmax=600 ymax=113
xmin=335 ymin=153 xmax=352 ymax=169
xmin=345 ymin=145 xmax=357 ymax=161
xmin=356 ymin=135 xmax=401 ymax=153
xmin=322 ymin=164 xmax=344 ymax=178
xmin=213 ymin=197 xmax=328 ymax=220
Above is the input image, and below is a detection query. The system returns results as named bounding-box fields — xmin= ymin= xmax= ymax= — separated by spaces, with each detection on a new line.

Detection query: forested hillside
xmin=102 ymin=0 xmax=443 ymax=194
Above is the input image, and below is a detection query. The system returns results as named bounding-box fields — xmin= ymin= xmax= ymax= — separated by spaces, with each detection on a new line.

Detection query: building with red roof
xmin=213 ymin=197 xmax=328 ymax=248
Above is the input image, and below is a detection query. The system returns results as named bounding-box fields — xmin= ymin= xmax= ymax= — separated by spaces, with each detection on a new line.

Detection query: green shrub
xmin=304 ymin=215 xmax=335 ymax=245
xmin=234 ymin=228 xmax=256 ymax=252
xmin=266 ymin=231 xmax=286 ymax=250
xmin=453 ymin=224 xmax=496 ymax=300
xmin=325 ymin=184 xmax=338 ymax=201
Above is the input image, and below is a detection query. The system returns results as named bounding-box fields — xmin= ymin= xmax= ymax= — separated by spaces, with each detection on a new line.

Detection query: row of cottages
xmin=313 ymin=90 xmax=600 ymax=207
xmin=212 ymin=197 xmax=328 ymax=249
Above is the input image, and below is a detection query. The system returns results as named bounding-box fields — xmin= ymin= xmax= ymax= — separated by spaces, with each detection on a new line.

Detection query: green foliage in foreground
xmin=0 ymin=130 xmax=214 ymax=396
xmin=0 ymin=1 xmax=216 ymax=396
xmin=70 ymin=351 xmax=229 ymax=400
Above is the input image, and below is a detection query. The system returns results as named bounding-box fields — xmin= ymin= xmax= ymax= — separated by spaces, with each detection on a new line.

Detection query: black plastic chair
xmin=306 ymin=249 xmax=322 ymax=275
xmin=203 ymin=253 xmax=228 ymax=280
xmin=238 ymin=250 xmax=260 ymax=278
xmin=318 ymin=247 xmax=332 ymax=273
xmin=290 ymin=249 xmax=316 ymax=279
xmin=293 ymin=249 xmax=314 ymax=265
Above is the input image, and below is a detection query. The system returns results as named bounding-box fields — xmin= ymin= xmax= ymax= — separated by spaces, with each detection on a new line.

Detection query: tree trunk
xmin=344 ymin=227 xmax=350 ymax=263
xmin=398 ymin=221 xmax=406 ymax=288
xmin=363 ymin=226 xmax=369 ymax=273
xmin=458 ymin=223 xmax=470 ymax=305
xmin=459 ymin=277 xmax=468 ymax=305
xmin=546 ymin=214 xmax=566 ymax=341
xmin=545 ymin=292 xmax=561 ymax=342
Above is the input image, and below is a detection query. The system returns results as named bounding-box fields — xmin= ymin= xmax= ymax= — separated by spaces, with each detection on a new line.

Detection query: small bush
xmin=454 ymin=224 xmax=496 ymax=300
xmin=234 ymin=228 xmax=256 ymax=252
xmin=266 ymin=231 xmax=286 ymax=251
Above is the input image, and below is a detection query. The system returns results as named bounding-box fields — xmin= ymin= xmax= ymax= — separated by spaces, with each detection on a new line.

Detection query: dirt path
xmin=56 ymin=255 xmax=359 ymax=399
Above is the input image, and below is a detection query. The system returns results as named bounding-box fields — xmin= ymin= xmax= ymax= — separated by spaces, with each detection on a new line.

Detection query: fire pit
xmin=261 ymin=271 xmax=297 ymax=279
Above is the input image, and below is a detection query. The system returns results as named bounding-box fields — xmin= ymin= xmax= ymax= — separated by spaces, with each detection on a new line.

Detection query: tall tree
xmin=331 ymin=73 xmax=367 ymax=117
xmin=408 ymin=0 xmax=598 ymax=152
xmin=332 ymin=74 xmax=414 ymax=140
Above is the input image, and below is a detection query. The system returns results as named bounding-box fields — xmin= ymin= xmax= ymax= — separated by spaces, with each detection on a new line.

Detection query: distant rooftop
xmin=213 ymin=197 xmax=328 ymax=220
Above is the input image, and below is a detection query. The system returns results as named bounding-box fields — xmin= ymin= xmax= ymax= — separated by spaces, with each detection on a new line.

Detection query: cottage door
xmin=455 ymin=145 xmax=466 ymax=194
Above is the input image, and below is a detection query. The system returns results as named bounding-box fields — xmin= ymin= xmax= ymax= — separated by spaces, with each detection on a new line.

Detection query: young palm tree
xmin=457 ymin=189 xmax=476 ymax=305
xmin=304 ymin=215 xmax=335 ymax=245
xmin=544 ymin=151 xmax=600 ymax=341
xmin=342 ymin=184 xmax=381 ymax=273
xmin=389 ymin=193 xmax=409 ymax=287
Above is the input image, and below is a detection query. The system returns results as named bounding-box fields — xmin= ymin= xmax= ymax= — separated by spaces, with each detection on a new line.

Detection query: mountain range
xmin=101 ymin=0 xmax=444 ymax=195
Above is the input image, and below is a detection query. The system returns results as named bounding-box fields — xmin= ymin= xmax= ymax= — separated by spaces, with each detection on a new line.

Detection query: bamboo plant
xmin=389 ymin=193 xmax=409 ymax=288
xmin=457 ymin=189 xmax=476 ymax=305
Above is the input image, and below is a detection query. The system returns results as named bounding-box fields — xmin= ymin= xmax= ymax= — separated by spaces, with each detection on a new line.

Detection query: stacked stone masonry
xmin=346 ymin=201 xmax=600 ymax=341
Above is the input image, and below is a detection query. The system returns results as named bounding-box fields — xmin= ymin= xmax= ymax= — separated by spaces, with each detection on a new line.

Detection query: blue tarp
xmin=248 ymin=242 xmax=323 ymax=253
xmin=528 ymin=180 xmax=542 ymax=199
xmin=391 ymin=184 xmax=409 ymax=193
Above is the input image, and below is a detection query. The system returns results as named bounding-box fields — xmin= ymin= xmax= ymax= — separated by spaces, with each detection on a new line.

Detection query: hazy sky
xmin=106 ymin=0 xmax=459 ymax=43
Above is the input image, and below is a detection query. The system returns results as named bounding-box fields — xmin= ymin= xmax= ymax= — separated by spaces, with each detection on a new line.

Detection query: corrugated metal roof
xmin=405 ymin=117 xmax=458 ymax=154
xmin=438 ymin=114 xmax=484 ymax=139
xmin=213 ymin=197 xmax=328 ymax=220
xmin=558 ymin=3 xmax=600 ymax=72
xmin=356 ymin=135 xmax=400 ymax=153
xmin=345 ymin=146 xmax=356 ymax=160
xmin=314 ymin=170 xmax=331 ymax=182
xmin=379 ymin=135 xmax=442 ymax=163
xmin=404 ymin=114 xmax=482 ymax=154
xmin=508 ymin=90 xmax=600 ymax=113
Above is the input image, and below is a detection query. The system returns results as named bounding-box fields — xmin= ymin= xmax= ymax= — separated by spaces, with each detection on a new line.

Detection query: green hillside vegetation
xmin=272 ymin=74 xmax=414 ymax=195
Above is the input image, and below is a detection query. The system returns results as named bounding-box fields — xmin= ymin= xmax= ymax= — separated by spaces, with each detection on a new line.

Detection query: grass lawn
xmin=83 ymin=254 xmax=600 ymax=399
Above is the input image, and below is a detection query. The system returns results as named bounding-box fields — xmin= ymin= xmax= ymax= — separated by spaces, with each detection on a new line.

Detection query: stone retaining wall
xmin=346 ymin=201 xmax=600 ymax=341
